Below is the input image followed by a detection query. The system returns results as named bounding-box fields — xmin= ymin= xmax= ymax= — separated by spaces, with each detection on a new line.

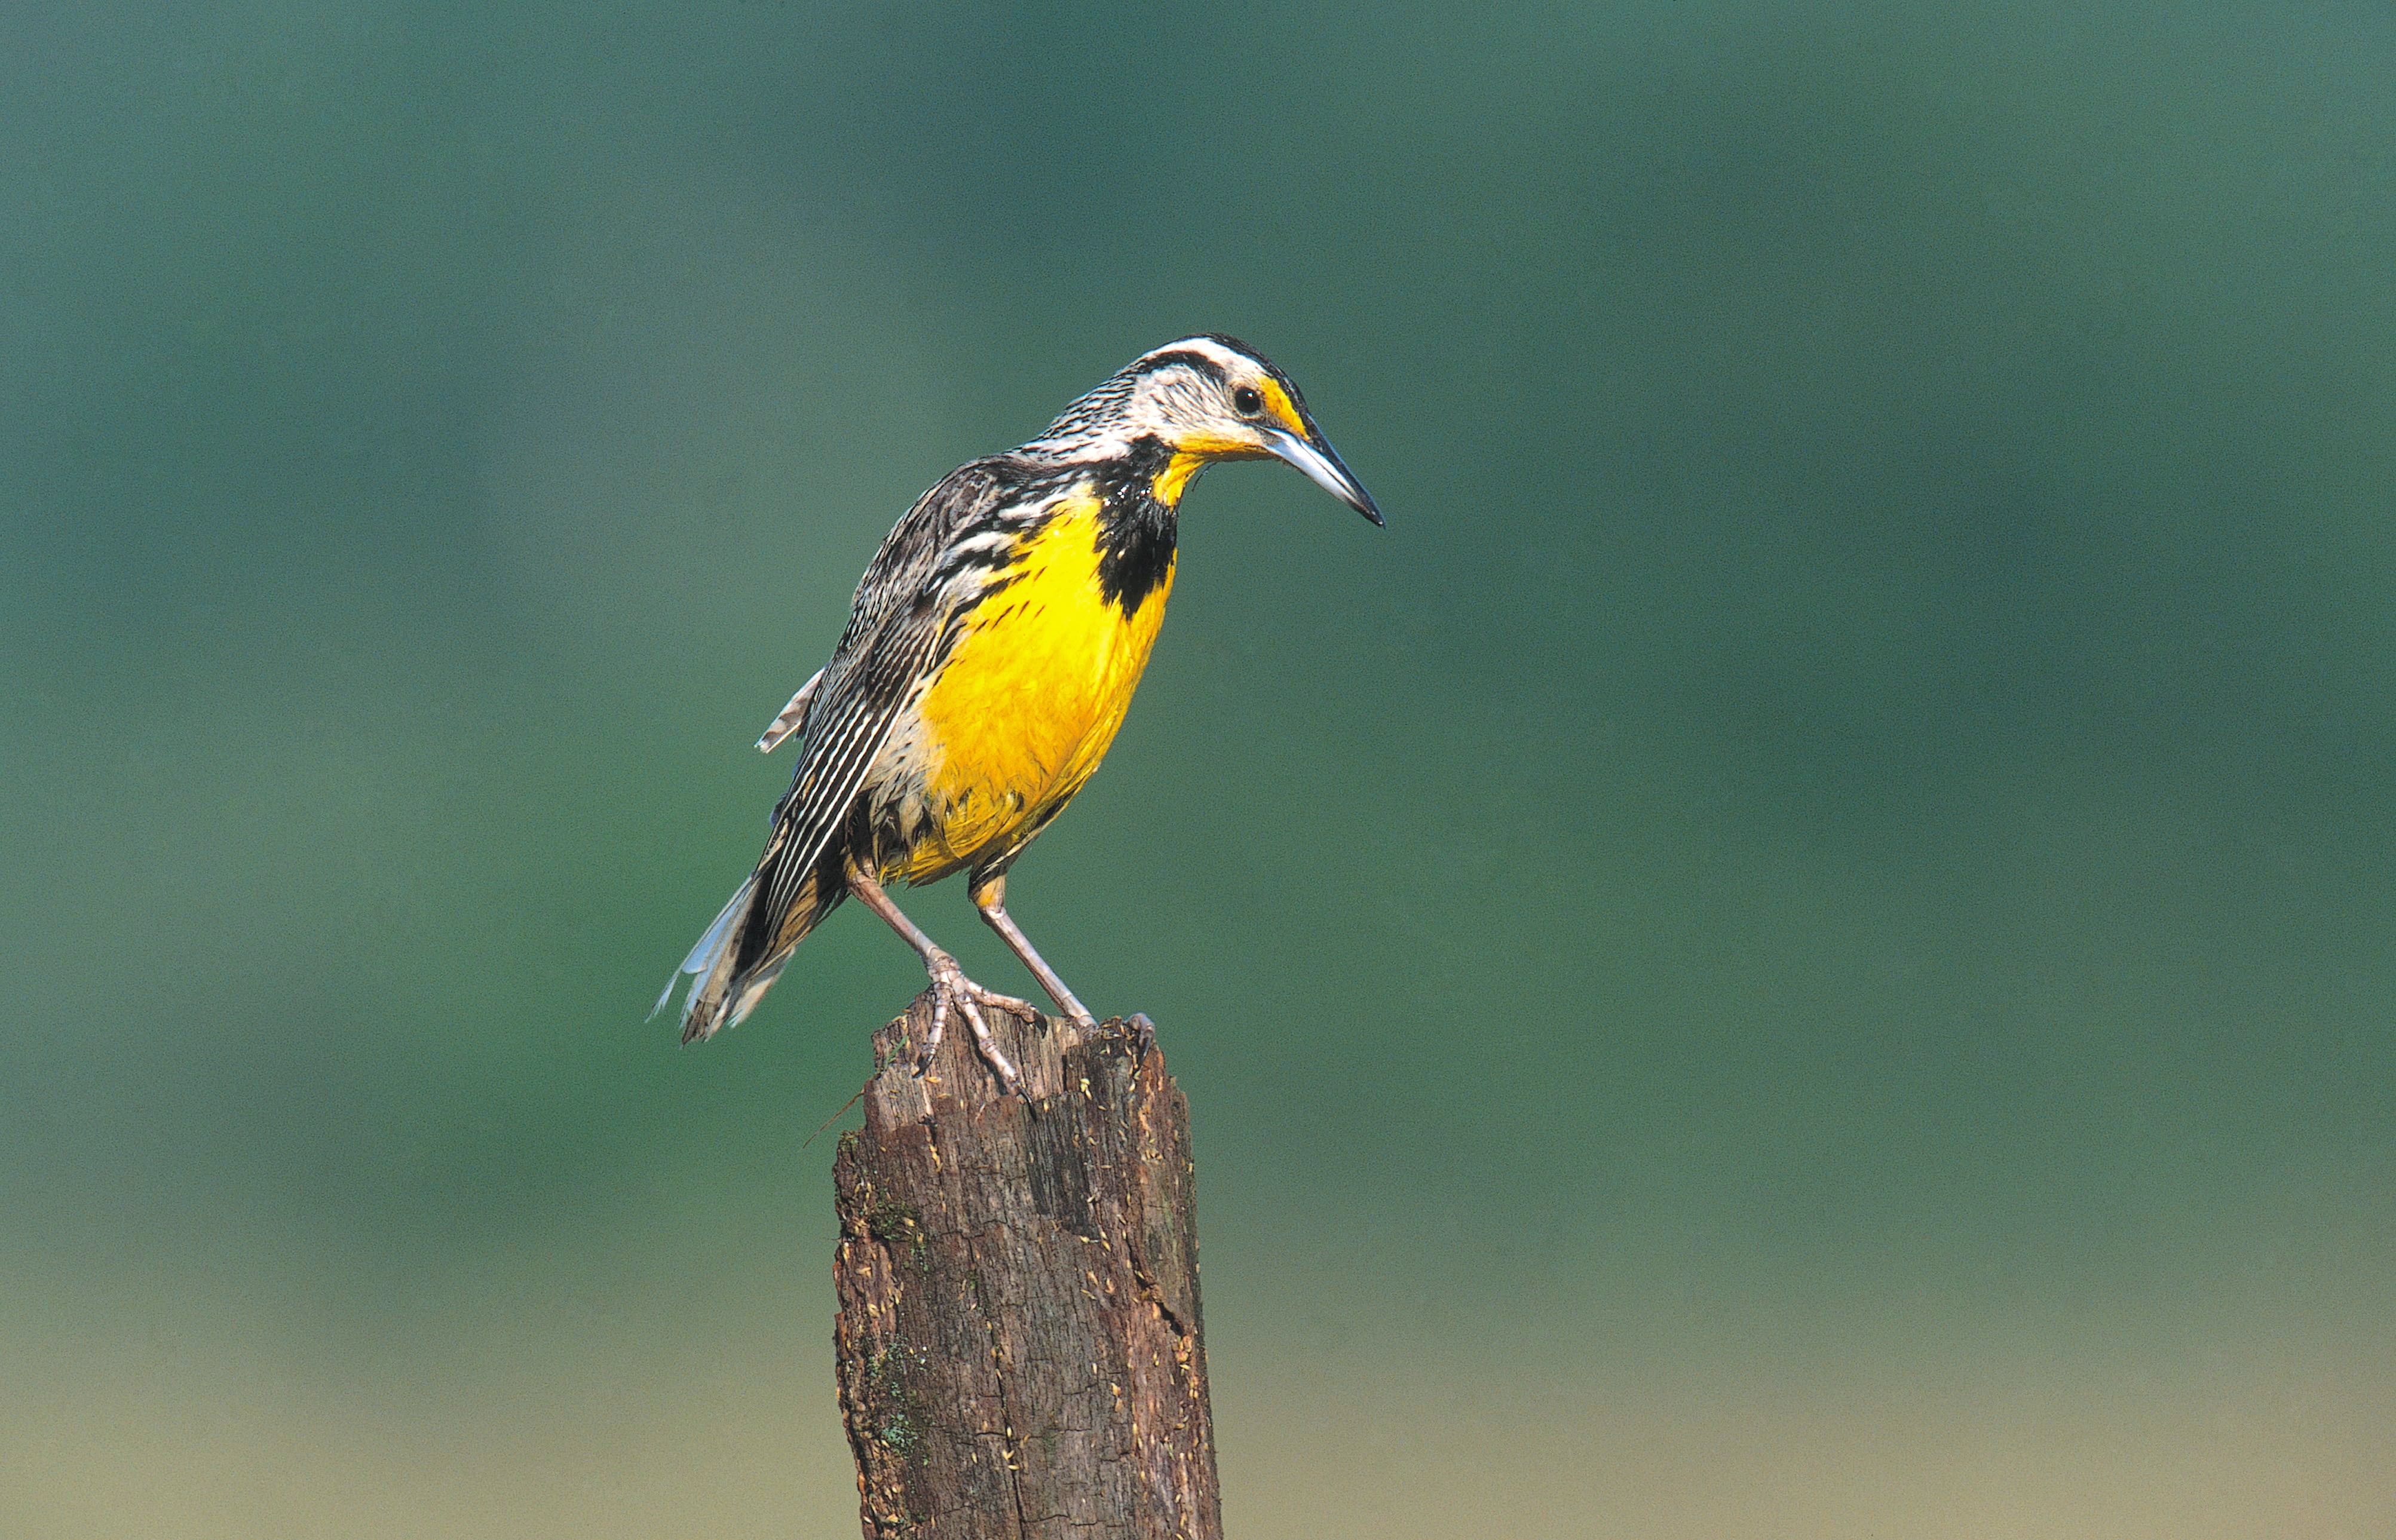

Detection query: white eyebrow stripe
xmin=1140 ymin=335 xmax=1247 ymax=375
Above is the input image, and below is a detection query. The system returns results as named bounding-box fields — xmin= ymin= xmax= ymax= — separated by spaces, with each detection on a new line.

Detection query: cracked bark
xmin=832 ymin=993 xmax=1221 ymax=1540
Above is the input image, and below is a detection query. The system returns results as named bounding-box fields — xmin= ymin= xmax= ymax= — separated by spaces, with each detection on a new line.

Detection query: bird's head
xmin=1031 ymin=334 xmax=1383 ymax=526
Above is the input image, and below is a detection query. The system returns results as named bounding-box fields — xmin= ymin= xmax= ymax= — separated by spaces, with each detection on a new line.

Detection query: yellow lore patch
xmin=1259 ymin=378 xmax=1307 ymax=438
xmin=897 ymin=492 xmax=1175 ymax=883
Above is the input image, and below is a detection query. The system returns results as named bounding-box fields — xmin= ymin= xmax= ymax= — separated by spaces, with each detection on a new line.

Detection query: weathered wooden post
xmin=831 ymin=994 xmax=1220 ymax=1539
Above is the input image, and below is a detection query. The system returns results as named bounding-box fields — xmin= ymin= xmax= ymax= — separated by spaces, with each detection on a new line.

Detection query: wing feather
xmin=754 ymin=668 xmax=823 ymax=753
xmin=742 ymin=462 xmax=1013 ymax=944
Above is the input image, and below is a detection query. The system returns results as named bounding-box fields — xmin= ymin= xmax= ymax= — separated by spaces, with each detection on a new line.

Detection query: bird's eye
xmin=1232 ymin=385 xmax=1264 ymax=417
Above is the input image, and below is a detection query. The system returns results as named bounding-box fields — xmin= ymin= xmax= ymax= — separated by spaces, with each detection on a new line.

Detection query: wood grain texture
xmin=832 ymin=995 xmax=1219 ymax=1540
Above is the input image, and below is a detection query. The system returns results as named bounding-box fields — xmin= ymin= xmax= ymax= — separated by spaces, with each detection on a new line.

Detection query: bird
xmin=655 ymin=335 xmax=1380 ymax=1093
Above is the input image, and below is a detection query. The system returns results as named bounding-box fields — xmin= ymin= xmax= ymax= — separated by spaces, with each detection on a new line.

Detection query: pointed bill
xmin=1265 ymin=427 xmax=1383 ymax=526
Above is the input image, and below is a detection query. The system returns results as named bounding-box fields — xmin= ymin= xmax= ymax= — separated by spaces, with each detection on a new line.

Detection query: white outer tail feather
xmin=650 ymin=877 xmax=753 ymax=1028
xmin=660 ymin=666 xmax=825 ymax=1037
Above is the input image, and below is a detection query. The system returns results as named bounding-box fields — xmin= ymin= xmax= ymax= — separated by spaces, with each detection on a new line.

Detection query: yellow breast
xmin=894 ymin=492 xmax=1174 ymax=882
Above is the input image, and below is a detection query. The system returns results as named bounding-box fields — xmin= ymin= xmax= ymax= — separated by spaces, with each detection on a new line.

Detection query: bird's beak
xmin=1264 ymin=427 xmax=1383 ymax=527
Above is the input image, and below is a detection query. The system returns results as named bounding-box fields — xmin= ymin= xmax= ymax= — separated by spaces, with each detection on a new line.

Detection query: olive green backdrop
xmin=5 ymin=2 xmax=2391 ymax=1535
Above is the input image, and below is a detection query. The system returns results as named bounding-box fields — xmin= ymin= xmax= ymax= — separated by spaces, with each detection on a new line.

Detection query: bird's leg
xmin=844 ymin=854 xmax=1037 ymax=1096
xmin=970 ymin=873 xmax=1099 ymax=1030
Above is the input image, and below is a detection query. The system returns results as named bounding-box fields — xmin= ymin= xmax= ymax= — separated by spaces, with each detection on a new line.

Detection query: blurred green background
xmin=5 ymin=2 xmax=2393 ymax=1535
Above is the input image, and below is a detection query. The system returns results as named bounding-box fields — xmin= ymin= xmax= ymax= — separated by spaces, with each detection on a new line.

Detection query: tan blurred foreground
xmin=7 ymin=1254 xmax=2386 ymax=1540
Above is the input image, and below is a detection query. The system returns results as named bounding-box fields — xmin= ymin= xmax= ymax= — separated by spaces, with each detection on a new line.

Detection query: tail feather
xmin=653 ymin=858 xmax=841 ymax=1044
xmin=649 ymin=877 xmax=753 ymax=1022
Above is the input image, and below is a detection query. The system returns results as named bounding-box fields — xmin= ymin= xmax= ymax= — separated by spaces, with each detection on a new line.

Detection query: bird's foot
xmin=918 ymin=953 xmax=1039 ymax=1099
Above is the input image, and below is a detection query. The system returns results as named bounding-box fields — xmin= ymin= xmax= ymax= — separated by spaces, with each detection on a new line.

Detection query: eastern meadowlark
xmin=656 ymin=335 xmax=1380 ymax=1091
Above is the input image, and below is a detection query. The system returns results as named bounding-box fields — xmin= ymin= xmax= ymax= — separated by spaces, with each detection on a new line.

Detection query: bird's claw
xmin=915 ymin=954 xmax=1038 ymax=1099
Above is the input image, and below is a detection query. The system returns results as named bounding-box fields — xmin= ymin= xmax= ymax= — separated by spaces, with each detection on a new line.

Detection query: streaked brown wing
xmin=742 ymin=462 xmax=1008 ymax=948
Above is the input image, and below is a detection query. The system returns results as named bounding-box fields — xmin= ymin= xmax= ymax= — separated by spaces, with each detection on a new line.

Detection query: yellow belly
xmin=890 ymin=493 xmax=1174 ymax=883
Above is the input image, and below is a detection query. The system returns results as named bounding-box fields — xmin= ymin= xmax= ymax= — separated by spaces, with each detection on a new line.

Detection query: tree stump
xmin=831 ymin=993 xmax=1220 ymax=1540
